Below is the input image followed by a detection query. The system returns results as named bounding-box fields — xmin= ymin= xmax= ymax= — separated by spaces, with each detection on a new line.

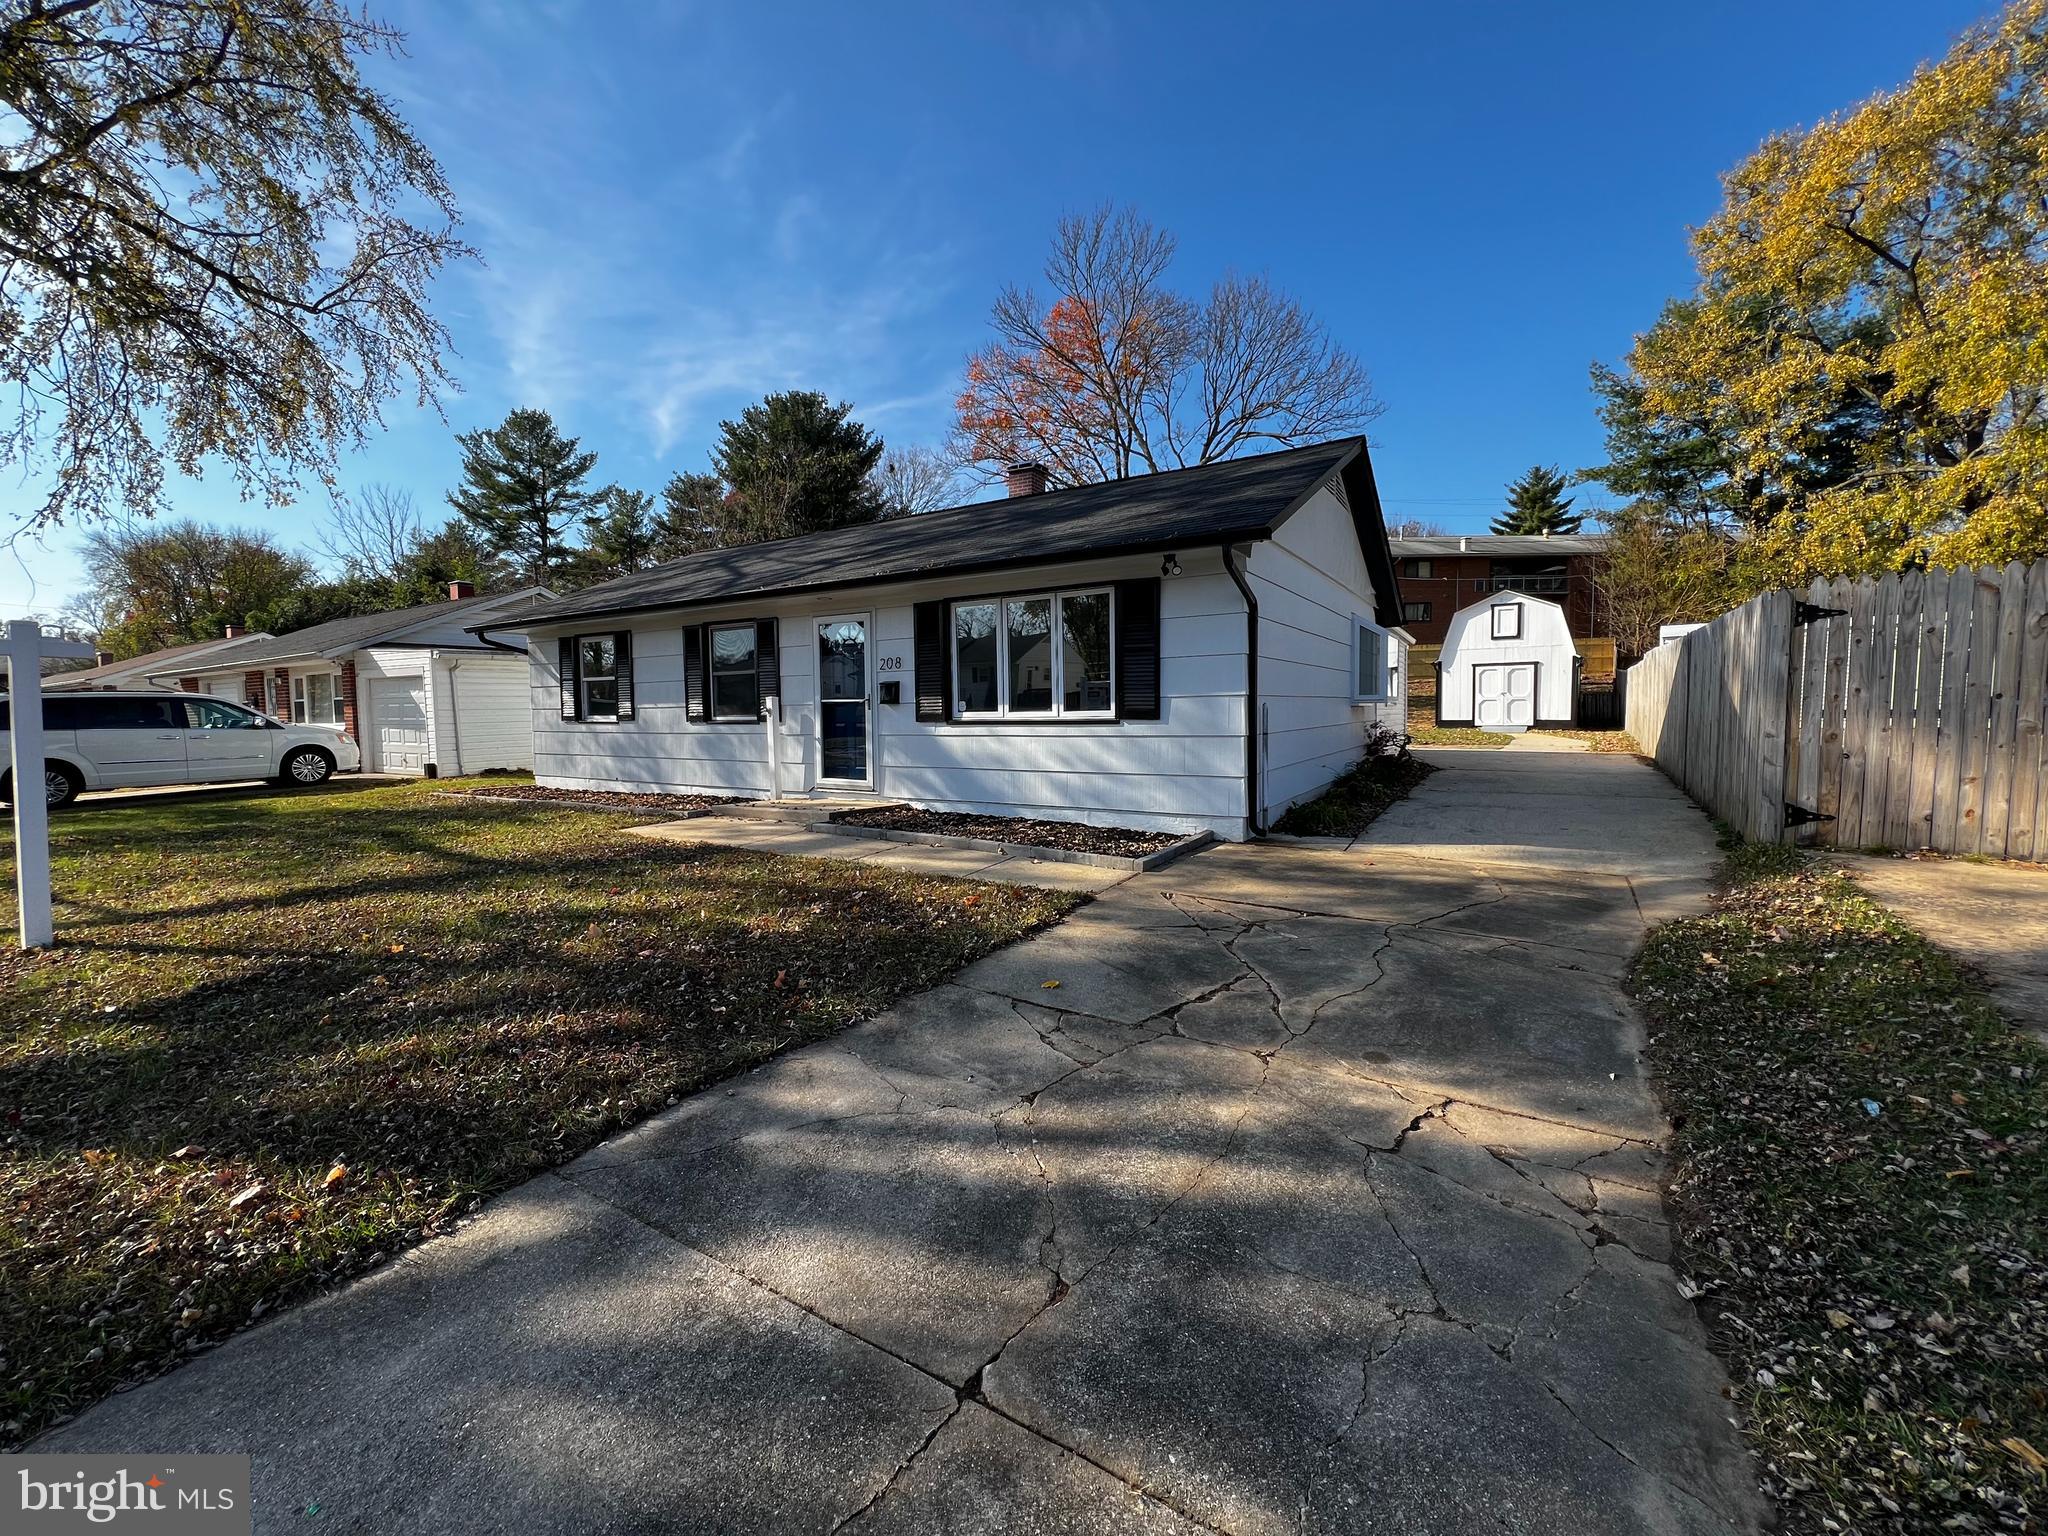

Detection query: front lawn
xmin=0 ymin=777 xmax=1076 ymax=1442
xmin=1632 ymin=845 xmax=2045 ymax=1535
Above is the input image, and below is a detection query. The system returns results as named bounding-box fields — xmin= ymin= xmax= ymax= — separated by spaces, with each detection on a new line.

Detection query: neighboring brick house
xmin=164 ymin=584 xmax=555 ymax=777
xmin=1387 ymin=534 xmax=1607 ymax=646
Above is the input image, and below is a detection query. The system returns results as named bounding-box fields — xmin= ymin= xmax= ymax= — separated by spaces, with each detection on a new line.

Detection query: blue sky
xmin=0 ymin=0 xmax=1996 ymax=618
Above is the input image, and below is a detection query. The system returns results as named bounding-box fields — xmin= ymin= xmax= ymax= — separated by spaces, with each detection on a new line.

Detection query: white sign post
xmin=5 ymin=619 xmax=96 ymax=948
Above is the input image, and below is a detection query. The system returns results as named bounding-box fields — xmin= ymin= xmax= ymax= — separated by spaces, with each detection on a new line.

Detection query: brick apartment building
xmin=1388 ymin=533 xmax=1607 ymax=645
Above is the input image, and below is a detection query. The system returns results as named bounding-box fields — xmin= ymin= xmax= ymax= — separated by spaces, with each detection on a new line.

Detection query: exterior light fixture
xmin=1161 ymin=553 xmax=1182 ymax=577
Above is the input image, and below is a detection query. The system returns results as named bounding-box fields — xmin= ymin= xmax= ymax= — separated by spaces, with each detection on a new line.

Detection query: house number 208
xmin=878 ymin=656 xmax=904 ymax=671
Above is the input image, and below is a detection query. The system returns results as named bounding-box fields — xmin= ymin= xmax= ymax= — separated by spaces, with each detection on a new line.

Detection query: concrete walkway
xmin=1831 ymin=853 xmax=2048 ymax=1043
xmin=39 ymin=752 xmax=1759 ymax=1534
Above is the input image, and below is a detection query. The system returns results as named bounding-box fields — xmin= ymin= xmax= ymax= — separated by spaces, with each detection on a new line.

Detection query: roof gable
xmin=183 ymin=588 xmax=553 ymax=670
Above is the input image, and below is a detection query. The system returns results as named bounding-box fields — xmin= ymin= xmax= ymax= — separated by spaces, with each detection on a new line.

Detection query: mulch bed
xmin=831 ymin=806 xmax=1183 ymax=858
xmin=1271 ymin=753 xmax=1437 ymax=836
xmin=462 ymin=785 xmax=740 ymax=813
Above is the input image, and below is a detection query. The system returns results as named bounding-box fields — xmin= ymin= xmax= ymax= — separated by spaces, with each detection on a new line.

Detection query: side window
xmin=1353 ymin=618 xmax=1392 ymax=704
xmin=46 ymin=696 xmax=177 ymax=730
xmin=708 ymin=623 xmax=759 ymax=720
xmin=186 ymin=700 xmax=259 ymax=730
xmin=578 ymin=636 xmax=619 ymax=719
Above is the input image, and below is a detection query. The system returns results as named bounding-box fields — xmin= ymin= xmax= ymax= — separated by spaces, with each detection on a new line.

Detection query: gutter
xmin=470 ymin=625 xmax=526 ymax=655
xmin=1220 ymin=543 xmax=1262 ymax=837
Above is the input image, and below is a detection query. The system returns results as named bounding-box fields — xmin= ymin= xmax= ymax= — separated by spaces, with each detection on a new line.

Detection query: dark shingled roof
xmin=490 ymin=437 xmax=1401 ymax=631
xmin=188 ymin=589 xmax=551 ymax=670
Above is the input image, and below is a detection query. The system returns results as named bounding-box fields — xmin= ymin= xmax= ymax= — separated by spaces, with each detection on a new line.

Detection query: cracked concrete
xmin=36 ymin=748 xmax=1762 ymax=1534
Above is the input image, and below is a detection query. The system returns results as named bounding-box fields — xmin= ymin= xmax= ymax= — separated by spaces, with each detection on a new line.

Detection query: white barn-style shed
xmin=1435 ymin=590 xmax=1577 ymax=731
xmin=479 ymin=440 xmax=1409 ymax=842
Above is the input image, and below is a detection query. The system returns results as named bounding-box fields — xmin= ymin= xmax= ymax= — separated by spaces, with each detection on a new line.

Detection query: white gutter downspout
xmin=764 ymin=687 xmax=781 ymax=801
xmin=444 ymin=655 xmax=463 ymax=778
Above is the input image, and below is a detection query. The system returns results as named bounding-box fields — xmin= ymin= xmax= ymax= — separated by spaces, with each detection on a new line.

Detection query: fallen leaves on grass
xmin=1632 ymin=844 xmax=2045 ymax=1535
xmin=0 ymin=778 xmax=1077 ymax=1443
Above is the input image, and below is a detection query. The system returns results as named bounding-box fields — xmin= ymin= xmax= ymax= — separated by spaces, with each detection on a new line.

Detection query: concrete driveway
xmin=38 ymin=749 xmax=1761 ymax=1534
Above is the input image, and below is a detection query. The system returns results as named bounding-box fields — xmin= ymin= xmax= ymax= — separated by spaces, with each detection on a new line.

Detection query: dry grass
xmin=1633 ymin=845 xmax=2046 ymax=1533
xmin=0 ymin=777 xmax=1075 ymax=1442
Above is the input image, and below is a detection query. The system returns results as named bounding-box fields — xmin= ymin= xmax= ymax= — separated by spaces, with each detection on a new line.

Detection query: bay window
xmin=954 ymin=587 xmax=1114 ymax=718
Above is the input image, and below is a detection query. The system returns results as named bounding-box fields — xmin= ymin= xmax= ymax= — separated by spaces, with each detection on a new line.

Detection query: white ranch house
xmin=482 ymin=440 xmax=1410 ymax=842
xmin=169 ymin=585 xmax=552 ymax=776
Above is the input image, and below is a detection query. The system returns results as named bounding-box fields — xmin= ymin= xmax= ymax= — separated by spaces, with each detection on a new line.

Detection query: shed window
xmin=954 ymin=588 xmax=1114 ymax=719
xmin=579 ymin=636 xmax=619 ymax=719
xmin=1490 ymin=604 xmax=1522 ymax=641
xmin=709 ymin=623 xmax=759 ymax=720
xmin=1352 ymin=617 xmax=1392 ymax=704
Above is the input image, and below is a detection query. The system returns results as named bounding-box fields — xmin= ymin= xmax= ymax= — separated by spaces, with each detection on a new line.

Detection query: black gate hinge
xmin=1784 ymin=802 xmax=1837 ymax=829
xmin=1793 ymin=600 xmax=1849 ymax=627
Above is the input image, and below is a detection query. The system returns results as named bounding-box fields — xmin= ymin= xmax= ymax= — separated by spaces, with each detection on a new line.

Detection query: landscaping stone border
xmin=815 ymin=819 xmax=1213 ymax=873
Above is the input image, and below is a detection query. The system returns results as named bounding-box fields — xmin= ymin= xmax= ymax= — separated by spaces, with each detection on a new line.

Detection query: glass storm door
xmin=817 ymin=617 xmax=870 ymax=784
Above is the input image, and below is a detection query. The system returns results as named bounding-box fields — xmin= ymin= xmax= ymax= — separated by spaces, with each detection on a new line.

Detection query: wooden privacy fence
xmin=1625 ymin=560 xmax=2048 ymax=858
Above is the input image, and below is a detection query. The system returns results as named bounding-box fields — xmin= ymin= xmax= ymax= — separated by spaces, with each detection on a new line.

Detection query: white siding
xmin=357 ymin=647 xmax=534 ymax=774
xmin=444 ymin=655 xmax=535 ymax=772
xmin=529 ymin=550 xmax=1253 ymax=840
xmin=1244 ymin=486 xmax=1404 ymax=824
xmin=1436 ymin=593 xmax=1576 ymax=727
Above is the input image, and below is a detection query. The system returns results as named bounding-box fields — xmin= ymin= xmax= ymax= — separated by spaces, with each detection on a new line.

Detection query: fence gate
xmin=1625 ymin=561 xmax=2048 ymax=859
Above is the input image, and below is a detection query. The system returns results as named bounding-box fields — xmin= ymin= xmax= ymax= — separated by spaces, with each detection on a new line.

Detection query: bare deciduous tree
xmin=956 ymin=205 xmax=1381 ymax=485
xmin=871 ymin=443 xmax=965 ymax=517
xmin=0 ymin=0 xmax=470 ymax=530
xmin=318 ymin=483 xmax=422 ymax=580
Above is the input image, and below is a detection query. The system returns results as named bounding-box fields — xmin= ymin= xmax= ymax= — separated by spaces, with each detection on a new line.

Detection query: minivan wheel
xmin=281 ymin=746 xmax=335 ymax=786
xmin=0 ymin=761 xmax=80 ymax=809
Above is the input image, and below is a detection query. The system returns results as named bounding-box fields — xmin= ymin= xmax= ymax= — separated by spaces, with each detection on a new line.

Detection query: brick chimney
xmin=224 ymin=622 xmax=242 ymax=639
xmin=448 ymin=579 xmax=475 ymax=600
xmin=1005 ymin=462 xmax=1048 ymax=498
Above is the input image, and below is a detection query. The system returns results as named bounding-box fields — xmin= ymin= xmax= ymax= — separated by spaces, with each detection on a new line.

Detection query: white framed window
xmin=578 ymin=636 xmax=619 ymax=720
xmin=1490 ymin=604 xmax=1522 ymax=641
xmin=290 ymin=671 xmax=344 ymax=725
xmin=708 ymin=622 xmax=759 ymax=720
xmin=952 ymin=587 xmax=1114 ymax=719
xmin=1352 ymin=616 xmax=1392 ymax=704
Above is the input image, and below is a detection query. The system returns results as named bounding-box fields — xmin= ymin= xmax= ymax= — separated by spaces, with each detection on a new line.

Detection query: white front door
xmin=815 ymin=616 xmax=871 ymax=786
xmin=369 ymin=676 xmax=428 ymax=773
xmin=1473 ymin=663 xmax=1536 ymax=731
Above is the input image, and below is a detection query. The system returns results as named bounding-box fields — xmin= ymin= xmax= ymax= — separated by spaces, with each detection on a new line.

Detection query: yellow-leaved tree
xmin=1622 ymin=0 xmax=2048 ymax=582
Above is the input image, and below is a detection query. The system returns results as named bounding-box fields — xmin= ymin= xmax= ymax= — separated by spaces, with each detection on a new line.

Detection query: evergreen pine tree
xmin=1491 ymin=465 xmax=1583 ymax=535
xmin=447 ymin=408 xmax=598 ymax=583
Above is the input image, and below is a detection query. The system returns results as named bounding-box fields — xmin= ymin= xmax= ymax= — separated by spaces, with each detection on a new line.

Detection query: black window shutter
xmin=1114 ymin=578 xmax=1162 ymax=720
xmin=558 ymin=636 xmax=579 ymax=720
xmin=614 ymin=631 xmax=635 ymax=720
xmin=755 ymin=618 xmax=779 ymax=721
xmin=682 ymin=625 xmax=707 ymax=722
xmin=913 ymin=600 xmax=950 ymax=722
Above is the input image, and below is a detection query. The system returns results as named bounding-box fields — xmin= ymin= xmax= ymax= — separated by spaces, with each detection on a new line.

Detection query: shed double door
xmin=1473 ymin=663 xmax=1535 ymax=731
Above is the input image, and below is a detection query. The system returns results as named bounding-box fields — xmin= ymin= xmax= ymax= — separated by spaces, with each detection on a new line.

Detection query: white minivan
xmin=0 ymin=690 xmax=361 ymax=808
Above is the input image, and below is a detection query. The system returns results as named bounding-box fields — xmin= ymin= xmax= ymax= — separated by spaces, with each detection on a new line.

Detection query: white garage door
xmin=205 ymin=677 xmax=243 ymax=702
xmin=1473 ymin=663 xmax=1536 ymax=731
xmin=369 ymin=676 xmax=429 ymax=774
